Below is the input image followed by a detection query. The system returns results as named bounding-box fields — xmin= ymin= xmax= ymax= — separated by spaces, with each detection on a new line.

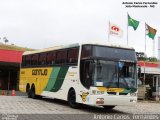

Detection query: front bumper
xmin=88 ymin=94 xmax=137 ymax=106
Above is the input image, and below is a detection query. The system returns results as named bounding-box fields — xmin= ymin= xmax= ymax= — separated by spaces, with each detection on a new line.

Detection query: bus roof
xmin=23 ymin=42 xmax=135 ymax=55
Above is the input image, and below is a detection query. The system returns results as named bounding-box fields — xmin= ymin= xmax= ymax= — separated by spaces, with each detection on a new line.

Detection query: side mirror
xmin=118 ymin=62 xmax=124 ymax=70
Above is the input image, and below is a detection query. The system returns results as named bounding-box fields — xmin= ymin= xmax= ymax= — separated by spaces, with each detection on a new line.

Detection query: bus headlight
xmin=96 ymin=98 xmax=104 ymax=104
xmin=130 ymin=93 xmax=137 ymax=96
xmin=92 ymin=90 xmax=104 ymax=95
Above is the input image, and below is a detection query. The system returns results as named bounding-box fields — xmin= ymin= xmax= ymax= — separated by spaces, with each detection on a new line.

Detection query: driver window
xmin=80 ymin=60 xmax=93 ymax=89
xmin=119 ymin=62 xmax=136 ymax=88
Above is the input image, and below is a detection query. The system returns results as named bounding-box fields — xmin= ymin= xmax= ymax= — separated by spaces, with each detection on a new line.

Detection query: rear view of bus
xmin=80 ymin=44 xmax=137 ymax=109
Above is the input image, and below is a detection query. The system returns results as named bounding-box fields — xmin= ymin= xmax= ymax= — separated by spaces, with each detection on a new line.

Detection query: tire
xmin=68 ymin=89 xmax=79 ymax=109
xmin=103 ymin=106 xmax=115 ymax=110
xmin=36 ymin=95 xmax=42 ymax=99
xmin=26 ymin=86 xmax=31 ymax=98
xmin=30 ymin=86 xmax=36 ymax=99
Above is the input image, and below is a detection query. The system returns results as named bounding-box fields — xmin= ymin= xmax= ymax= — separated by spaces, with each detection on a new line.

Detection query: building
xmin=0 ymin=43 xmax=32 ymax=91
xmin=137 ymin=61 xmax=160 ymax=100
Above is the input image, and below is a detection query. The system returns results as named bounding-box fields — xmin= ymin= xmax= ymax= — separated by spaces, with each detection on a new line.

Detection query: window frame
xmin=21 ymin=46 xmax=80 ymax=68
xmin=46 ymin=51 xmax=56 ymax=65
xmin=67 ymin=47 xmax=79 ymax=65
xmin=25 ymin=55 xmax=31 ymax=67
xmin=38 ymin=53 xmax=47 ymax=65
xmin=56 ymin=50 xmax=67 ymax=64
xmin=31 ymin=54 xmax=39 ymax=66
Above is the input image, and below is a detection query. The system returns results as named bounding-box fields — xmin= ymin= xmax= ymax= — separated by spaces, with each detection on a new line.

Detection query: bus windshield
xmin=80 ymin=45 xmax=137 ymax=89
xmin=92 ymin=60 xmax=137 ymax=89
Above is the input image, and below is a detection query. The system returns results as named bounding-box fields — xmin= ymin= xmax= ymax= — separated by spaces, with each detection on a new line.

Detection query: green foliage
xmin=137 ymin=57 xmax=159 ymax=62
xmin=148 ymin=57 xmax=159 ymax=62
xmin=137 ymin=57 xmax=146 ymax=61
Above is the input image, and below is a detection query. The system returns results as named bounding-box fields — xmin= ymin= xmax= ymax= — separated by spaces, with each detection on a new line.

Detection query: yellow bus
xmin=19 ymin=43 xmax=137 ymax=109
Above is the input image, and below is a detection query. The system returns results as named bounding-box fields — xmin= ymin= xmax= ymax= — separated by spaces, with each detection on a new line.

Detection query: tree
xmin=3 ymin=37 xmax=9 ymax=44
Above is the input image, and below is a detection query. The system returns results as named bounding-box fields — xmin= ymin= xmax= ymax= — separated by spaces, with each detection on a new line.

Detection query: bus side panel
xmin=41 ymin=66 xmax=70 ymax=99
xmin=19 ymin=69 xmax=27 ymax=92
xmin=41 ymin=66 xmax=88 ymax=103
xmin=19 ymin=67 xmax=53 ymax=95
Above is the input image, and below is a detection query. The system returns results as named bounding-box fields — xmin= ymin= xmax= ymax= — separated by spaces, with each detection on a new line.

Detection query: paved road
xmin=0 ymin=95 xmax=160 ymax=120
xmin=0 ymin=96 xmax=160 ymax=114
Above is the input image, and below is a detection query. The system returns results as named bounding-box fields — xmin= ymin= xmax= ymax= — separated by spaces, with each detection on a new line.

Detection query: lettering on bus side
xmin=32 ymin=69 xmax=48 ymax=76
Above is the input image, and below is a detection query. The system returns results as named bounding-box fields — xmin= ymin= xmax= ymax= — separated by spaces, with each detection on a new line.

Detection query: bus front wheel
xmin=68 ymin=89 xmax=79 ymax=109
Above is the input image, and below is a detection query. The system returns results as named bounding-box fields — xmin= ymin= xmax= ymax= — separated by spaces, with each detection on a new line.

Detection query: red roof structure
xmin=137 ymin=61 xmax=160 ymax=74
xmin=137 ymin=61 xmax=160 ymax=68
xmin=0 ymin=43 xmax=33 ymax=64
xmin=0 ymin=49 xmax=23 ymax=63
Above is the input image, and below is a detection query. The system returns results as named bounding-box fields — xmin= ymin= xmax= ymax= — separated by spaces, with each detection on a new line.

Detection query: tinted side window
xmin=39 ymin=53 xmax=46 ymax=65
xmin=67 ymin=48 xmax=79 ymax=64
xmin=93 ymin=46 xmax=136 ymax=61
xmin=56 ymin=50 xmax=67 ymax=64
xmin=31 ymin=54 xmax=38 ymax=65
xmin=46 ymin=52 xmax=56 ymax=65
xmin=25 ymin=55 xmax=31 ymax=66
xmin=22 ymin=56 xmax=25 ymax=67
xmin=81 ymin=45 xmax=92 ymax=59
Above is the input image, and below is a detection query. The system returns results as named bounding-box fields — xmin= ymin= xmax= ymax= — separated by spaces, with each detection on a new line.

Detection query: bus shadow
xmin=79 ymin=105 xmax=126 ymax=114
xmin=40 ymin=97 xmax=127 ymax=114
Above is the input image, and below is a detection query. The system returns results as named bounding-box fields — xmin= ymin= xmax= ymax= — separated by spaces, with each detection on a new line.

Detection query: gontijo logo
xmin=80 ymin=92 xmax=89 ymax=102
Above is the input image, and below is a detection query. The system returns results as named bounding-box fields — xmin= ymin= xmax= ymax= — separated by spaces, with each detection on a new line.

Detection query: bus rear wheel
xmin=30 ymin=86 xmax=36 ymax=99
xmin=68 ymin=89 xmax=79 ymax=109
xmin=103 ymin=106 xmax=115 ymax=110
xmin=26 ymin=85 xmax=31 ymax=98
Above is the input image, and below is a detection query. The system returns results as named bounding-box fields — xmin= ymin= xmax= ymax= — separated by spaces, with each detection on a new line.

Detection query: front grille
xmin=107 ymin=92 xmax=116 ymax=95
xmin=107 ymin=92 xmax=128 ymax=95
xmin=119 ymin=93 xmax=128 ymax=95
